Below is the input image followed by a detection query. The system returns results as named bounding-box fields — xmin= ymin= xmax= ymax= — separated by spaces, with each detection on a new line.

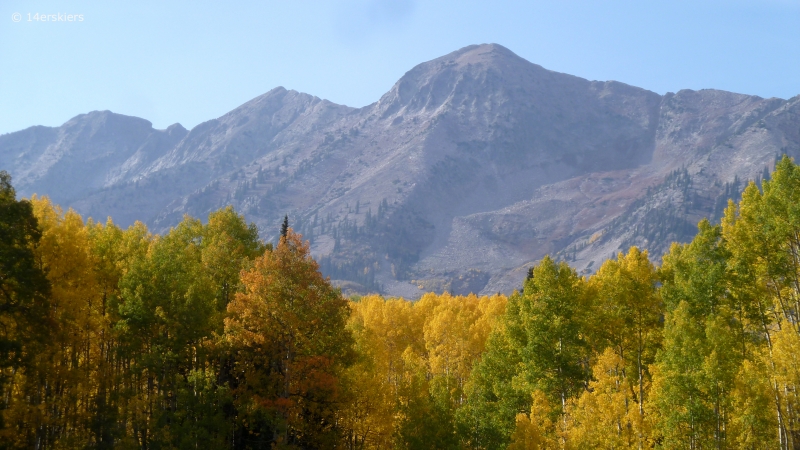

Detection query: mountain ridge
xmin=2 ymin=43 xmax=798 ymax=297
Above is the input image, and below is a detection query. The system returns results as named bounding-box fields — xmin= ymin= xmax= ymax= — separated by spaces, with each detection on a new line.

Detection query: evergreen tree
xmin=280 ymin=214 xmax=289 ymax=239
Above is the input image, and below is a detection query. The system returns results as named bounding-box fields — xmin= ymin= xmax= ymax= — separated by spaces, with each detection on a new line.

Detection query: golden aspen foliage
xmin=586 ymin=247 xmax=661 ymax=447
xmin=567 ymin=348 xmax=640 ymax=449
xmin=3 ymin=197 xmax=102 ymax=448
xmin=340 ymin=294 xmax=413 ymax=449
xmin=409 ymin=293 xmax=506 ymax=449
xmin=729 ymin=355 xmax=778 ymax=449
xmin=720 ymin=156 xmax=800 ymax=448
xmin=422 ymin=292 xmax=504 ymax=404
xmin=508 ymin=391 xmax=559 ymax=450
xmin=342 ymin=292 xmax=506 ymax=449
xmin=771 ymin=319 xmax=800 ymax=447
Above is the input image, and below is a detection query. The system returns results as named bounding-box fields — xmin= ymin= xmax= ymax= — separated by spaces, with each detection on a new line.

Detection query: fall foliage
xmin=2 ymin=156 xmax=800 ymax=448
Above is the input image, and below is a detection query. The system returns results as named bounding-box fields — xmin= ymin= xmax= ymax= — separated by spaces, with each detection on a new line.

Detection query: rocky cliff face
xmin=3 ymin=44 xmax=799 ymax=297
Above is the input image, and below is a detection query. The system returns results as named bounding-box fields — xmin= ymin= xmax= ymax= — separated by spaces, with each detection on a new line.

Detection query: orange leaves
xmin=291 ymin=355 xmax=339 ymax=399
xmin=224 ymin=228 xmax=353 ymax=446
xmin=227 ymin=230 xmax=352 ymax=364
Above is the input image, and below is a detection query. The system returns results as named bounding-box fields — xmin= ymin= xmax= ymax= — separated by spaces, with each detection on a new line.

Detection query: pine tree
xmin=281 ymin=214 xmax=289 ymax=239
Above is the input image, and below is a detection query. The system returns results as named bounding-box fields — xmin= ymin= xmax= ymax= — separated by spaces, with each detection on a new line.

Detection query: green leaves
xmin=459 ymin=257 xmax=590 ymax=448
xmin=0 ymin=172 xmax=50 ymax=371
xmin=7 ymin=157 xmax=800 ymax=448
xmin=517 ymin=257 xmax=591 ymax=408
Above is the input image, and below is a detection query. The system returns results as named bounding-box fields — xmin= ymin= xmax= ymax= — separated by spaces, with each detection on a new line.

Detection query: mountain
xmin=2 ymin=44 xmax=799 ymax=297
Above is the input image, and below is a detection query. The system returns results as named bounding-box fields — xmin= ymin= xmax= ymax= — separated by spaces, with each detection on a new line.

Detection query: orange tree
xmin=224 ymin=228 xmax=355 ymax=448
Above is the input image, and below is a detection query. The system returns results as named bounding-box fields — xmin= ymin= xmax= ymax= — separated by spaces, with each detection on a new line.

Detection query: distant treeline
xmin=2 ymin=157 xmax=800 ymax=449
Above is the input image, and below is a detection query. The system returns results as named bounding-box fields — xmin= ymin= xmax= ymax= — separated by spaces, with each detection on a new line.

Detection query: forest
xmin=2 ymin=157 xmax=800 ymax=449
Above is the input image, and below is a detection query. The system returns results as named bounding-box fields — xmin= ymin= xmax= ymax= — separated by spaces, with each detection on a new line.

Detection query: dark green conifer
xmin=281 ymin=215 xmax=289 ymax=238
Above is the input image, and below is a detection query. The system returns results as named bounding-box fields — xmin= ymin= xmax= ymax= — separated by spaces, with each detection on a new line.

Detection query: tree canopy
xmin=3 ymin=157 xmax=800 ymax=448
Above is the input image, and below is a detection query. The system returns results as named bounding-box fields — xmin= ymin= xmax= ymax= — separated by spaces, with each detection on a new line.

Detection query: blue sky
xmin=1 ymin=0 xmax=798 ymax=135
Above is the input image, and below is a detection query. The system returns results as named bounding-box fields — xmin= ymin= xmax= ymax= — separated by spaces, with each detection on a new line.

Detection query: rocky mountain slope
xmin=2 ymin=44 xmax=799 ymax=297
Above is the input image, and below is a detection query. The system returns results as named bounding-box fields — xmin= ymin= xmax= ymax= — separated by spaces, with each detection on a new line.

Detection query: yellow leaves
xmin=729 ymin=356 xmax=777 ymax=448
xmin=342 ymin=292 xmax=507 ymax=448
xmin=338 ymin=351 xmax=396 ymax=448
xmin=4 ymin=196 xmax=108 ymax=445
xmin=509 ymin=391 xmax=558 ymax=450
xmin=354 ymin=295 xmax=421 ymax=362
xmin=30 ymin=195 xmax=102 ymax=345
xmin=423 ymin=293 xmax=484 ymax=383
xmin=769 ymin=319 xmax=800 ymax=444
xmin=567 ymin=348 xmax=643 ymax=449
xmin=342 ymin=295 xmax=421 ymax=446
xmin=348 ymin=292 xmax=506 ymax=389
xmin=773 ymin=319 xmax=800 ymax=389
xmin=32 ymin=196 xmax=99 ymax=309
xmin=590 ymin=247 xmax=659 ymax=321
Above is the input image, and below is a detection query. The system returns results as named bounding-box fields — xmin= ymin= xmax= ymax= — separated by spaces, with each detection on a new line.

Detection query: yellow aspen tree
xmin=422 ymin=293 xmax=486 ymax=406
xmin=721 ymin=157 xmax=800 ymax=448
xmin=8 ymin=197 xmax=102 ymax=447
xmin=340 ymin=295 xmax=404 ymax=449
xmin=729 ymin=355 xmax=777 ymax=448
xmin=588 ymin=247 xmax=661 ymax=448
xmin=771 ymin=319 xmax=800 ymax=447
xmin=398 ymin=293 xmax=506 ymax=449
xmin=508 ymin=391 xmax=558 ymax=450
xmin=567 ymin=348 xmax=639 ymax=449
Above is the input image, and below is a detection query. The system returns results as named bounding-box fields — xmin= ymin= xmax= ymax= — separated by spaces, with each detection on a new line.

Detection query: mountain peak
xmin=375 ymin=43 xmax=561 ymax=118
xmin=165 ymin=123 xmax=188 ymax=138
xmin=445 ymin=43 xmax=523 ymax=64
xmin=62 ymin=110 xmax=155 ymax=136
xmin=401 ymin=43 xmax=532 ymax=79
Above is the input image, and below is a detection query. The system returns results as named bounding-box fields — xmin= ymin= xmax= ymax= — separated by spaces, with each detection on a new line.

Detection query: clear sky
xmin=1 ymin=0 xmax=798 ymax=135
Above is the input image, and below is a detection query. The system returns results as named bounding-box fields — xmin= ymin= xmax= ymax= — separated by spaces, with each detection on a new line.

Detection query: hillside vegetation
xmin=3 ymin=157 xmax=800 ymax=448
